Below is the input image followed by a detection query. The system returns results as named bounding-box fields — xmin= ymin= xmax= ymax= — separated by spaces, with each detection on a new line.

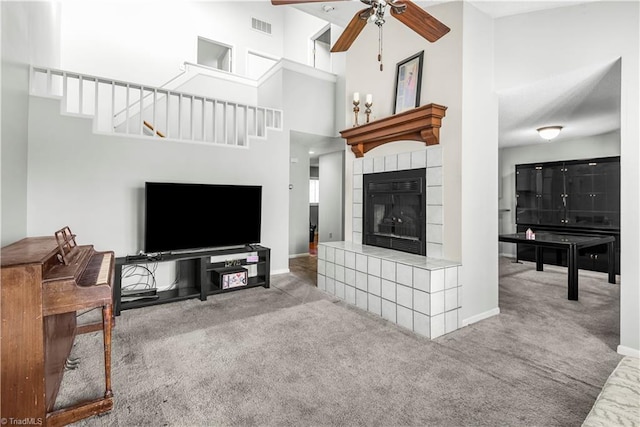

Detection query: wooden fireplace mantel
xmin=340 ymin=103 xmax=447 ymax=158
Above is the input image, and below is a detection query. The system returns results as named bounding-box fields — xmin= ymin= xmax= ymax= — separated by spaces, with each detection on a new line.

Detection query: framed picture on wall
xmin=393 ymin=51 xmax=424 ymax=114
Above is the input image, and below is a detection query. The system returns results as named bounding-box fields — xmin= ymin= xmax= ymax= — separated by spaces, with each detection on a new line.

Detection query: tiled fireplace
xmin=317 ymin=146 xmax=463 ymax=339
xmin=352 ymin=146 xmax=444 ymax=258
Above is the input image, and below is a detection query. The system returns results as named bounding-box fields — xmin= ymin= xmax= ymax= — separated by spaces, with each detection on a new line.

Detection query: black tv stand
xmin=113 ymin=245 xmax=270 ymax=315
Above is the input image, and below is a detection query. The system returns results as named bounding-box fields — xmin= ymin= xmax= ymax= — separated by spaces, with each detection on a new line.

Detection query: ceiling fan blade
xmin=330 ymin=7 xmax=371 ymax=52
xmin=271 ymin=0 xmax=345 ymax=5
xmin=390 ymin=0 xmax=450 ymax=43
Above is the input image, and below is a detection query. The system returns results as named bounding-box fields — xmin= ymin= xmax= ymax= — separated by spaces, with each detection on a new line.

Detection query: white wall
xmin=289 ymin=138 xmax=311 ymax=256
xmin=495 ymin=1 xmax=639 ymax=356
xmin=25 ymin=58 xmax=338 ymax=274
xmin=59 ymin=2 xmax=286 ymax=86
xmin=174 ymin=73 xmax=258 ymax=106
xmin=343 ymin=1 xmax=464 ymax=262
xmin=341 ymin=1 xmax=503 ymax=325
xmin=9 ymin=1 xmax=340 ymax=274
xmin=499 ymin=131 xmax=621 ymax=257
xmin=1 ymin=2 xmax=60 ymax=246
xmin=460 ymin=3 xmax=499 ymax=325
xmin=26 ymin=96 xmax=290 ymax=273
xmin=282 ymin=65 xmax=337 ymax=137
xmin=283 ymin=8 xmax=329 ymax=67
xmin=279 ymin=62 xmax=338 ymax=255
xmin=318 ymin=150 xmax=344 ymax=242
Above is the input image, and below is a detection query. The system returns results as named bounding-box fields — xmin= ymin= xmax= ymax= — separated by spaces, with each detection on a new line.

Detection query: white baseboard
xmin=617 ymin=345 xmax=640 ymax=358
xmin=271 ymin=268 xmax=290 ymax=276
xmin=462 ymin=307 xmax=501 ymax=327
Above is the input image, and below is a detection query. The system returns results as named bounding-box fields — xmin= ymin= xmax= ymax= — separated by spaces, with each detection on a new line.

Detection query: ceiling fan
xmin=271 ymin=0 xmax=450 ymax=70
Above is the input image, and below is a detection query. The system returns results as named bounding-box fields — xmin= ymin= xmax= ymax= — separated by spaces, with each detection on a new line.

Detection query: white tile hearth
xmin=318 ymin=241 xmax=462 ymax=339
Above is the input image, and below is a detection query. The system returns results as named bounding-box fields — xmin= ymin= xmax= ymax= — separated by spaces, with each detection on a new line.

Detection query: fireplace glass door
xmin=363 ymin=169 xmax=426 ymax=255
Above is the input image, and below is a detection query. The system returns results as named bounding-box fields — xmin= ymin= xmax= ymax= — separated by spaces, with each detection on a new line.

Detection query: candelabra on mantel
xmin=353 ymin=93 xmax=374 ymax=126
xmin=364 ymin=94 xmax=373 ymax=123
xmin=352 ymin=92 xmax=360 ymax=127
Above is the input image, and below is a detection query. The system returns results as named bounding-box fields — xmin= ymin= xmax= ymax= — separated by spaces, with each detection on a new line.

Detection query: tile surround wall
xmin=321 ymin=146 xmax=462 ymax=339
xmin=318 ymin=242 xmax=462 ymax=339
xmin=352 ymin=146 xmax=444 ymax=258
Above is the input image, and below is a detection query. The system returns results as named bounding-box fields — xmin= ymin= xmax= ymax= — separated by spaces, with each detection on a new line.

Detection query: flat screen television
xmin=144 ymin=182 xmax=262 ymax=253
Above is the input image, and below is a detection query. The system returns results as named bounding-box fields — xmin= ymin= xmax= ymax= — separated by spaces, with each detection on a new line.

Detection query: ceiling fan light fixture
xmin=537 ymin=126 xmax=563 ymax=141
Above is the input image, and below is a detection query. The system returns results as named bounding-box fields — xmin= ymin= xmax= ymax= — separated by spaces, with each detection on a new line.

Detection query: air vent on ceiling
xmin=252 ymin=18 xmax=272 ymax=35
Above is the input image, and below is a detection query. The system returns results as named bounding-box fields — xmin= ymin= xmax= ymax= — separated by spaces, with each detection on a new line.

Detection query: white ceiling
xmin=498 ymin=59 xmax=621 ymax=148
xmin=291 ymin=130 xmax=344 ymax=165
xmin=287 ymin=0 xmax=621 ymax=149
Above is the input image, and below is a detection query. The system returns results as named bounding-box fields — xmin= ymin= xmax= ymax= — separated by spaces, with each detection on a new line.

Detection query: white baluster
xmin=31 ymin=66 xmax=284 ymax=143
xmin=212 ymin=99 xmax=218 ymax=144
xmin=46 ymin=69 xmax=52 ymax=96
xmin=94 ymin=77 xmax=99 ymax=120
xmin=125 ymin=84 xmax=131 ymax=134
xmin=139 ymin=86 xmax=144 ymax=135
xmin=223 ymin=102 xmax=228 ymax=145
xmin=62 ymin=72 xmax=68 ymax=113
xmin=178 ymin=94 xmax=183 ymax=140
xmin=78 ymin=75 xmax=84 ymax=114
xmin=164 ymin=91 xmax=171 ymax=138
xmin=111 ymin=81 xmax=116 ymax=133
xmin=153 ymin=89 xmax=157 ymax=138
xmin=201 ymin=98 xmax=206 ymax=142
xmin=190 ymin=96 xmax=195 ymax=140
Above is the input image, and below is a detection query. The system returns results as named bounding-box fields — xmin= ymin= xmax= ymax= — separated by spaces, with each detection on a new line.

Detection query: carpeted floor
xmin=58 ymin=256 xmax=622 ymax=426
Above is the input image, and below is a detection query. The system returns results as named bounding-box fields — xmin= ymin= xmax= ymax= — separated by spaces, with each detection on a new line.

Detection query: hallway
xmin=289 ymin=255 xmax=317 ymax=286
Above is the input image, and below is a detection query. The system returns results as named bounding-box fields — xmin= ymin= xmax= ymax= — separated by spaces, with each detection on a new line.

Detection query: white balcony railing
xmin=30 ymin=66 xmax=283 ymax=147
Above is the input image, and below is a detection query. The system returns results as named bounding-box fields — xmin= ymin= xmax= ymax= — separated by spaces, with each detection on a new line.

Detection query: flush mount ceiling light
xmin=537 ymin=126 xmax=563 ymax=141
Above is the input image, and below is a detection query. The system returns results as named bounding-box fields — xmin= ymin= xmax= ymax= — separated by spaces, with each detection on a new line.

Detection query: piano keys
xmin=1 ymin=229 xmax=115 ymax=426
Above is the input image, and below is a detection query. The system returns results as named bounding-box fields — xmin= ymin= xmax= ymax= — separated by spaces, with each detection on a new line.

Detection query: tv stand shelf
xmin=113 ymin=245 xmax=270 ymax=315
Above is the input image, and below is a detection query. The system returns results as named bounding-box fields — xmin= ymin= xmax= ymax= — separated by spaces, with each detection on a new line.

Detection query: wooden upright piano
xmin=1 ymin=227 xmax=114 ymax=426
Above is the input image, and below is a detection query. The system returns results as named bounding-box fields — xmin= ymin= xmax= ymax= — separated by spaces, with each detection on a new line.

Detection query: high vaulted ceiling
xmin=293 ymin=0 xmax=597 ymax=25
xmin=289 ymin=0 xmax=620 ymax=148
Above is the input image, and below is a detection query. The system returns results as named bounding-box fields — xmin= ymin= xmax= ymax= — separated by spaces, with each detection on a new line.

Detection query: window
xmin=309 ymin=179 xmax=319 ymax=204
xmin=197 ymin=37 xmax=232 ymax=72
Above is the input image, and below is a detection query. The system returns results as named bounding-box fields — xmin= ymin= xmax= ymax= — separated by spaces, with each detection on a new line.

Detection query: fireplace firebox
xmin=363 ymin=168 xmax=426 ymax=255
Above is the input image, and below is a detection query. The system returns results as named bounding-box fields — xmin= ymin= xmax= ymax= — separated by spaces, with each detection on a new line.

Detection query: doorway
xmin=309 ymin=168 xmax=319 ymax=255
xmin=288 ymin=131 xmax=344 ymax=262
xmin=311 ymin=25 xmax=331 ymax=72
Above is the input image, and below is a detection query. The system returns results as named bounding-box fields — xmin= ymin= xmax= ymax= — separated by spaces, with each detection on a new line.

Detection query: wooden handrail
xmin=143 ymin=121 xmax=166 ymax=138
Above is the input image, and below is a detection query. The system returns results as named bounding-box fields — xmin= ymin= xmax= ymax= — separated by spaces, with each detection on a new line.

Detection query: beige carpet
xmin=57 ymin=257 xmax=622 ymax=426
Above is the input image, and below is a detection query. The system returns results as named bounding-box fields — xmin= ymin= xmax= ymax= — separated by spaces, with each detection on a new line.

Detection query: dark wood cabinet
xmin=515 ymin=156 xmax=620 ymax=274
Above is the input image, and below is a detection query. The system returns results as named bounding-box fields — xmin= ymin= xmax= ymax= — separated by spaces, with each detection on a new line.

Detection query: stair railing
xmin=30 ymin=66 xmax=283 ymax=147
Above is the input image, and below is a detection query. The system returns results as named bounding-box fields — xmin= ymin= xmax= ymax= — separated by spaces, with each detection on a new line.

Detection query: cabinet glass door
xmin=565 ymin=160 xmax=620 ymax=228
xmin=538 ymin=164 xmax=565 ymax=225
xmin=515 ymin=165 xmax=540 ymax=224
xmin=590 ymin=160 xmax=620 ymax=228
